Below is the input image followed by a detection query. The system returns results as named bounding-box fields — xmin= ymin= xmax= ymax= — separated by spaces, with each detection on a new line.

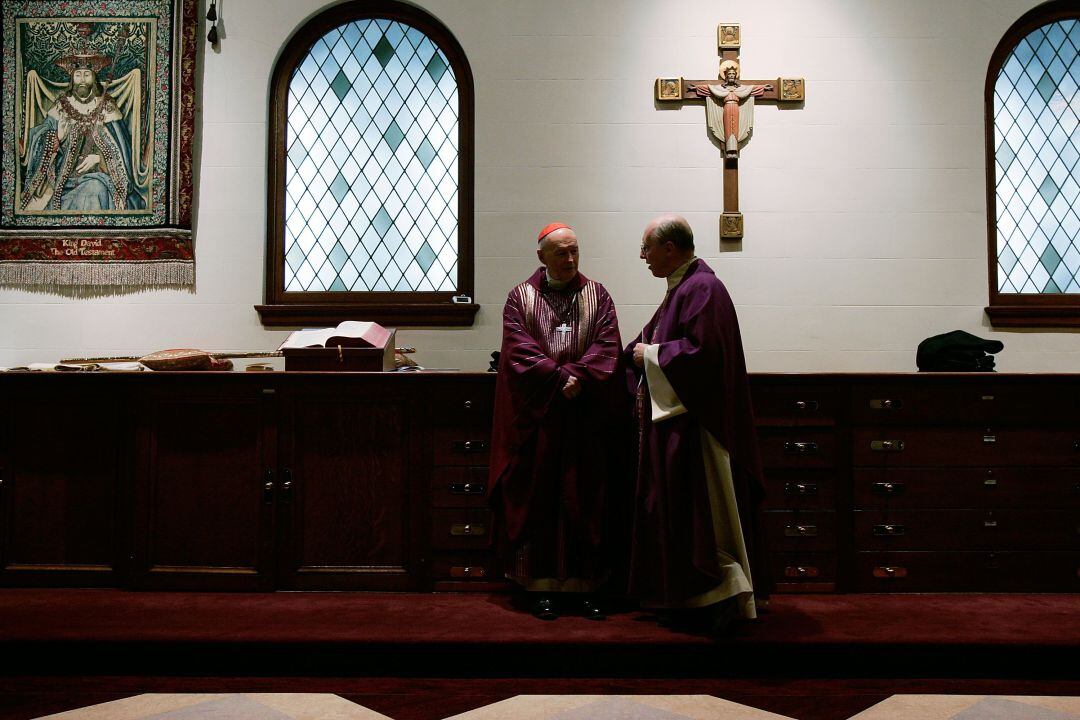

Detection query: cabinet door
xmin=133 ymin=383 xmax=276 ymax=590
xmin=277 ymin=385 xmax=421 ymax=590
xmin=0 ymin=388 xmax=126 ymax=587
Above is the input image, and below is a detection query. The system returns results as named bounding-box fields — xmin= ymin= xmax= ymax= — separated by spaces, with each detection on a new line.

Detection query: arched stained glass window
xmin=986 ymin=1 xmax=1080 ymax=326
xmin=259 ymin=1 xmax=476 ymax=326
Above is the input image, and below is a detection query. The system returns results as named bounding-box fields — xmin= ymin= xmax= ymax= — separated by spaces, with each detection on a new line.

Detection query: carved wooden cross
xmin=655 ymin=24 xmax=804 ymax=239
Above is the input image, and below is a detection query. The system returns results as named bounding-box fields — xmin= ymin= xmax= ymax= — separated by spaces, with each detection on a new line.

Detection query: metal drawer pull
xmin=450 ymin=523 xmax=487 ymax=536
xmin=870 ymin=399 xmax=903 ymax=410
xmin=794 ymin=400 xmax=820 ymax=412
xmin=873 ymin=566 xmax=908 ymax=578
xmin=451 ymin=440 xmax=490 ymax=453
xmin=450 ymin=482 xmax=486 ymax=495
xmin=784 ymin=524 xmax=818 ymax=537
xmin=872 ymin=482 xmax=905 ymax=495
xmin=983 ymin=434 xmax=996 ymax=444
xmin=984 ymin=519 xmax=998 ymax=528
xmin=450 ymin=565 xmax=486 ymax=578
xmin=463 ymin=400 xmax=473 ymax=410
xmin=784 ymin=565 xmax=820 ymax=578
xmin=872 ymin=524 xmax=906 ymax=536
xmin=870 ymin=440 xmax=905 ymax=452
xmin=784 ymin=441 xmax=819 ymax=454
xmin=784 ymin=482 xmax=819 ymax=496
xmin=984 ymin=477 xmax=998 ymax=487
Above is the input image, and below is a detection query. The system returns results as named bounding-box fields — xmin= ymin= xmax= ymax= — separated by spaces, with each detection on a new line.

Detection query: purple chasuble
xmin=489 ymin=268 xmax=628 ymax=589
xmin=625 ymin=258 xmax=768 ymax=604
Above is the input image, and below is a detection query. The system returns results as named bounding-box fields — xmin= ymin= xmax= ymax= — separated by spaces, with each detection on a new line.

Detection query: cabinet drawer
xmin=761 ymin=470 xmax=837 ymax=510
xmin=852 ymin=428 xmax=1080 ymax=466
xmin=854 ymin=551 xmax=1080 ymax=592
xmin=431 ymin=467 xmax=489 ymax=508
xmin=433 ymin=428 xmax=492 ymax=466
xmin=769 ymin=551 xmax=837 ymax=591
xmin=854 ymin=467 xmax=1080 ymax=509
xmin=431 ymin=509 xmax=493 ymax=550
xmin=762 ymin=511 xmax=836 ymax=551
xmin=852 ymin=382 xmax=1080 ymax=426
xmin=428 ymin=384 xmax=494 ymax=427
xmin=752 ymin=385 xmax=838 ymax=426
xmin=758 ymin=429 xmax=837 ymax=469
xmin=430 ymin=552 xmax=497 ymax=581
xmin=853 ymin=509 xmax=1080 ymax=550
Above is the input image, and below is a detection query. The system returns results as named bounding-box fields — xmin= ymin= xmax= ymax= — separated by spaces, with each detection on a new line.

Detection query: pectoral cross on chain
xmin=555 ymin=322 xmax=572 ymax=336
xmin=654 ymin=24 xmax=805 ymax=240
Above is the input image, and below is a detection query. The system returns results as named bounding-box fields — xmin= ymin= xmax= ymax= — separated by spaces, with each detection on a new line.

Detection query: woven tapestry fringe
xmin=0 ymin=261 xmax=193 ymax=288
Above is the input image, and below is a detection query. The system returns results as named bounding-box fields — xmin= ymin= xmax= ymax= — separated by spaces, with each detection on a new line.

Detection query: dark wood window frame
xmin=985 ymin=0 xmax=1080 ymax=327
xmin=257 ymin=0 xmax=478 ymax=327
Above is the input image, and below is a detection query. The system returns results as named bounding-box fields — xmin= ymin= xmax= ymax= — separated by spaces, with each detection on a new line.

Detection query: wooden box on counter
xmin=282 ymin=329 xmax=396 ymax=371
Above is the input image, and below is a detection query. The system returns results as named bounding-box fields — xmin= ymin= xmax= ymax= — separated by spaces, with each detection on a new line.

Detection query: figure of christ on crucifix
xmin=655 ymin=24 xmax=804 ymax=239
xmin=691 ymin=60 xmax=770 ymax=160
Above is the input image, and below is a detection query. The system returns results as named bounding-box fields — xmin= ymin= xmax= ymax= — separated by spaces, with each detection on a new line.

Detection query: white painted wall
xmin=2 ymin=0 xmax=1072 ymax=371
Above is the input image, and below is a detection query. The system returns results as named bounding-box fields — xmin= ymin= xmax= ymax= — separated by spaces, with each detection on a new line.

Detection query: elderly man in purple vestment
xmin=489 ymin=222 xmax=626 ymax=621
xmin=625 ymin=214 xmax=767 ymax=633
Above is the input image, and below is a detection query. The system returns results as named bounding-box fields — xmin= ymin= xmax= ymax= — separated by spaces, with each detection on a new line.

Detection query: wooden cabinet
xmin=3 ymin=372 xmax=1078 ymax=594
xmin=0 ymin=385 xmax=128 ymax=587
xmin=426 ymin=376 xmax=502 ymax=590
xmin=848 ymin=376 xmax=1080 ymax=592
xmin=133 ymin=381 xmax=275 ymax=590
xmin=752 ymin=373 xmax=1080 ymax=593
xmin=1 ymin=372 xmax=491 ymax=591
xmin=276 ymin=383 xmax=422 ymax=590
xmin=752 ymin=381 xmax=842 ymax=592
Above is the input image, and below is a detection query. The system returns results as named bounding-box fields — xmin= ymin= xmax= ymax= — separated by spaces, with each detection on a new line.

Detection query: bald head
xmin=640 ymin=214 xmax=694 ymax=278
xmin=644 ymin=214 xmax=694 ymax=251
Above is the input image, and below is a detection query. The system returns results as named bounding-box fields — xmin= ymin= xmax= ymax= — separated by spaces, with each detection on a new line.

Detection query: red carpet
xmin=0 ymin=590 xmax=1076 ymax=676
xmin=0 ymin=591 xmax=1077 ymax=720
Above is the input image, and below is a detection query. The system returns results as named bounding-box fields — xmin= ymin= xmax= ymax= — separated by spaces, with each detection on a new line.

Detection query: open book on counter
xmin=278 ymin=321 xmax=393 ymax=351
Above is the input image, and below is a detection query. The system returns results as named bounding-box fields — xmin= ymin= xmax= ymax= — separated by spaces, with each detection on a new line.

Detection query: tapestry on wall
xmin=0 ymin=0 xmax=196 ymax=290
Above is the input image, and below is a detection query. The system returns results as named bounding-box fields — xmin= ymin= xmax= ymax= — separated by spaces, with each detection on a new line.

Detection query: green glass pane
xmin=329 ymin=173 xmax=350 ymax=203
xmin=1039 ymin=175 xmax=1060 ymax=204
xmin=1040 ymin=241 xmax=1062 ymax=274
xmin=329 ymin=242 xmax=349 ymax=271
xmin=373 ymin=207 xmax=393 ymax=237
xmin=425 ymin=51 xmax=447 ymax=82
xmin=330 ymin=69 xmax=352 ymax=101
xmin=373 ymin=35 xmax=395 ymax=67
xmin=1036 ymin=71 xmax=1058 ymax=101
xmin=416 ymin=138 xmax=437 ymax=168
xmin=384 ymin=120 xmax=405 ymax=151
xmin=416 ymin=241 xmax=436 ymax=272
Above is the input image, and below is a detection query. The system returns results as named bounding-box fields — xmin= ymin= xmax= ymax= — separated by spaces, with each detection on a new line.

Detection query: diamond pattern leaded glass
xmin=993 ymin=19 xmax=1080 ymax=294
xmin=285 ymin=19 xmax=459 ymax=292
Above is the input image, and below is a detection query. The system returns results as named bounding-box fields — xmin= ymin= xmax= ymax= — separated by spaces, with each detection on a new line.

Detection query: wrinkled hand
xmin=561 ymin=375 xmax=581 ymax=399
xmin=632 ymin=343 xmax=647 ymax=368
xmin=76 ymin=154 xmax=102 ymax=174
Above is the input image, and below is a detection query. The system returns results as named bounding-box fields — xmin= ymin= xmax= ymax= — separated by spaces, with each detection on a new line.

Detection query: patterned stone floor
xmin=33 ymin=694 xmax=393 ymax=720
xmin=32 ymin=694 xmax=1080 ymax=720
xmin=849 ymin=695 xmax=1080 ymax=720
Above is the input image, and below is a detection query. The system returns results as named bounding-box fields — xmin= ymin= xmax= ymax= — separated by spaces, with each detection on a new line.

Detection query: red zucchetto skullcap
xmin=537 ymin=222 xmax=572 ymax=243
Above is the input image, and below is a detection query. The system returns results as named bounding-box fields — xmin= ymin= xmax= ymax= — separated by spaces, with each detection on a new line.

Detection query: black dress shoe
xmin=581 ymin=598 xmax=606 ymax=620
xmin=532 ymin=596 xmax=558 ymax=620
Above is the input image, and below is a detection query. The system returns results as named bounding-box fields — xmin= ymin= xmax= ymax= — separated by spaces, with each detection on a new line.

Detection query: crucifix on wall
xmin=655 ymin=24 xmax=805 ymax=239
